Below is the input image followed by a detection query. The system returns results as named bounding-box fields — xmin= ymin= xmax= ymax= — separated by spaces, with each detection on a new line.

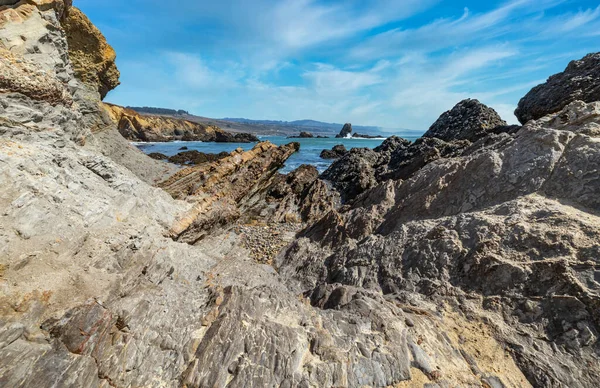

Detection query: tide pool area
xmin=134 ymin=135 xmax=420 ymax=173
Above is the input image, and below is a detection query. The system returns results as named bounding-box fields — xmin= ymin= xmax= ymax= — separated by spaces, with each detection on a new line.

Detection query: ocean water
xmin=134 ymin=135 xmax=420 ymax=174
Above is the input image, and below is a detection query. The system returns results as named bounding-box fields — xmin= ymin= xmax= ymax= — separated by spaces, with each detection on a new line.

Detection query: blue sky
xmin=78 ymin=0 xmax=600 ymax=130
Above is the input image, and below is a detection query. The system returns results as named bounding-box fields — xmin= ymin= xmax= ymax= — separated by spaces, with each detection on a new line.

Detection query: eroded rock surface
xmin=279 ymin=100 xmax=600 ymax=388
xmin=61 ymin=6 xmax=120 ymax=99
xmin=159 ymin=142 xmax=301 ymax=242
xmin=516 ymin=52 xmax=600 ymax=124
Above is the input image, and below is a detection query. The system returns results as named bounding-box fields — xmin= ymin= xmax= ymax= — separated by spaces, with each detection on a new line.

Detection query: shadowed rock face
xmin=423 ymin=99 xmax=507 ymax=142
xmin=320 ymin=144 xmax=348 ymax=159
xmin=515 ymin=52 xmax=600 ymax=124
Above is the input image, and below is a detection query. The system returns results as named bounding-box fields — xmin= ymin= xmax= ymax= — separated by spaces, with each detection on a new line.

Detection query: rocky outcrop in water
xmin=288 ymin=131 xmax=314 ymax=138
xmin=104 ymin=103 xmax=259 ymax=143
xmin=515 ymin=52 xmax=600 ymax=124
xmin=423 ymin=99 xmax=507 ymax=141
xmin=320 ymin=144 xmax=348 ymax=159
xmin=167 ymin=150 xmax=230 ymax=165
xmin=336 ymin=123 xmax=353 ymax=138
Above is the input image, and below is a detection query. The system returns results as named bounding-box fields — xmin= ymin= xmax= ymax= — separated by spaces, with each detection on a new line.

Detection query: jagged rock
xmin=380 ymin=137 xmax=470 ymax=181
xmin=240 ymin=164 xmax=340 ymax=224
xmin=335 ymin=123 xmax=352 ymax=138
xmin=104 ymin=103 xmax=259 ymax=143
xmin=2 ymin=1 xmax=600 ymax=387
xmin=160 ymin=142 xmax=300 ymax=241
xmin=279 ymin=100 xmax=600 ymax=388
xmin=320 ymin=144 xmax=347 ymax=159
xmin=61 ymin=7 xmax=120 ymax=99
xmin=516 ymin=52 xmax=600 ymax=124
xmin=423 ymin=99 xmax=507 ymax=142
xmin=214 ymin=131 xmax=259 ymax=143
xmin=320 ymin=136 xmax=412 ymax=202
xmin=321 ymin=147 xmax=381 ymax=202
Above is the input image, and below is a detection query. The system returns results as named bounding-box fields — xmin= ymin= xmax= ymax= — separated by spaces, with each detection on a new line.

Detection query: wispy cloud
xmin=84 ymin=0 xmax=600 ymax=131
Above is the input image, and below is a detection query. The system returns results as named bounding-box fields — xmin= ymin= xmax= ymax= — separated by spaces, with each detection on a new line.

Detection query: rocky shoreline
xmin=1 ymin=1 xmax=600 ymax=388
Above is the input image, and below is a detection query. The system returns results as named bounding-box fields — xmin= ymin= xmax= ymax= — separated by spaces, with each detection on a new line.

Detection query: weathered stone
xmin=423 ymin=99 xmax=507 ymax=142
xmin=61 ymin=7 xmax=120 ymax=99
xmin=516 ymin=52 xmax=600 ymax=124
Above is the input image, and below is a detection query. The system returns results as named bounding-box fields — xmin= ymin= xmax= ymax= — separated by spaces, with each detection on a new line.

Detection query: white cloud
xmin=350 ymin=0 xmax=566 ymax=59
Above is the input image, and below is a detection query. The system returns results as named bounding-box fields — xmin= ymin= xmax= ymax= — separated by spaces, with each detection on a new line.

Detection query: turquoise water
xmin=134 ymin=135 xmax=419 ymax=173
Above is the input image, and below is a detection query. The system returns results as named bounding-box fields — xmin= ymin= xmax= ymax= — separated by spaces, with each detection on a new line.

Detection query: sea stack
xmin=336 ymin=123 xmax=353 ymax=138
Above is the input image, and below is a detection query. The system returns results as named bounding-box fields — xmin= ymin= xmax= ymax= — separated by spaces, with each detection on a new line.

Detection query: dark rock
xmin=423 ymin=99 xmax=507 ymax=142
xmin=321 ymin=148 xmax=380 ymax=202
xmin=352 ymin=133 xmax=383 ymax=139
xmin=381 ymin=137 xmax=470 ymax=181
xmin=147 ymin=152 xmax=168 ymax=160
xmin=179 ymin=146 xmax=188 ymax=150
xmin=215 ymin=131 xmax=259 ymax=143
xmin=335 ymin=123 xmax=353 ymax=138
xmin=288 ymin=131 xmax=314 ymax=139
xmin=240 ymin=164 xmax=339 ymax=224
xmin=167 ymin=150 xmax=229 ymax=165
xmin=320 ymin=144 xmax=347 ymax=159
xmin=515 ymin=52 xmax=600 ymax=124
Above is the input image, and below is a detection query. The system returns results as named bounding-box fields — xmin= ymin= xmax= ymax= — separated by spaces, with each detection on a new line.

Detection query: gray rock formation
xmin=279 ymin=100 xmax=600 ymax=388
xmin=423 ymin=99 xmax=507 ymax=141
xmin=336 ymin=123 xmax=353 ymax=138
xmin=515 ymin=52 xmax=600 ymax=124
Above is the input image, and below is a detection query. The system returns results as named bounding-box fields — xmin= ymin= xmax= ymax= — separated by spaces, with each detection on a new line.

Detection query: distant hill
xmin=128 ymin=106 xmax=189 ymax=116
xmin=126 ymin=106 xmax=418 ymax=137
xmin=222 ymin=118 xmax=382 ymax=134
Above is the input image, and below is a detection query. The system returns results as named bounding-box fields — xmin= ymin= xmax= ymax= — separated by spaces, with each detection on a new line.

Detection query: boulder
xmin=515 ymin=52 xmax=600 ymax=124
xmin=423 ymin=99 xmax=507 ymax=142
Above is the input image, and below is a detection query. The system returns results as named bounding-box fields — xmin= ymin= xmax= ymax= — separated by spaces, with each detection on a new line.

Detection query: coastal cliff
xmin=0 ymin=1 xmax=599 ymax=388
xmin=103 ymin=103 xmax=260 ymax=143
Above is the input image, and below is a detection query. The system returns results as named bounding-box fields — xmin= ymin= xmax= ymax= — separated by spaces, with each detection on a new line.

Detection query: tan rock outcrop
xmin=61 ymin=6 xmax=120 ymax=99
xmin=103 ymin=103 xmax=226 ymax=142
